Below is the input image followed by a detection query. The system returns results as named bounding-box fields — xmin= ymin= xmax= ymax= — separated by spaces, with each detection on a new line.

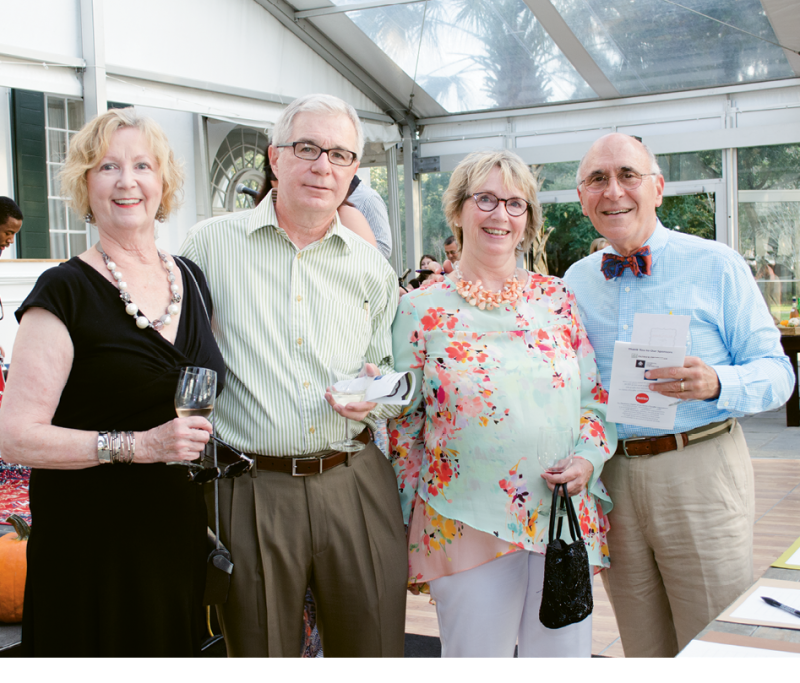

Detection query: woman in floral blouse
xmin=389 ymin=150 xmax=617 ymax=657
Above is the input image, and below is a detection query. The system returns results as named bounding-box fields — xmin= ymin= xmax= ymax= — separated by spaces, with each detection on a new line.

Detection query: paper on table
xmin=631 ymin=313 xmax=691 ymax=349
xmin=730 ymin=585 xmax=800 ymax=627
xmin=772 ymin=535 xmax=800 ymax=569
xmin=605 ymin=342 xmax=686 ymax=429
xmin=680 ymin=641 xmax=800 ymax=658
xmin=331 ymin=371 xmax=415 ymax=405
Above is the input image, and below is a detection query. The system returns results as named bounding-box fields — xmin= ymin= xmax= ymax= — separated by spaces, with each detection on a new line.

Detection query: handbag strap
xmin=548 ymin=483 xmax=585 ymax=544
xmin=174 ymin=255 xmax=220 ymax=552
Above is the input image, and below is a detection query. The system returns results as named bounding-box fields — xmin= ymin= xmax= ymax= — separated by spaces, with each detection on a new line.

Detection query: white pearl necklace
xmin=97 ymin=244 xmax=181 ymax=331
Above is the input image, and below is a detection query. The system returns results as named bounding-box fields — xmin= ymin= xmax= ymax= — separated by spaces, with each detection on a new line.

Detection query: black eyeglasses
xmin=579 ymin=170 xmax=658 ymax=194
xmin=186 ymin=434 xmax=254 ymax=484
xmin=472 ymin=192 xmax=530 ymax=217
xmin=275 ymin=142 xmax=358 ymax=167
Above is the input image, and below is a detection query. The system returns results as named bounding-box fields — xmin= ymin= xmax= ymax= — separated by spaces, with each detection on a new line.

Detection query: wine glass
xmin=538 ymin=426 xmax=574 ymax=474
xmin=169 ymin=366 xmax=217 ymax=466
xmin=328 ymin=354 xmax=368 ymax=453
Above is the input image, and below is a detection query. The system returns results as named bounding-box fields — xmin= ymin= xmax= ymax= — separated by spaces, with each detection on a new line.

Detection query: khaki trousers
xmin=208 ymin=443 xmax=408 ymax=657
xmin=601 ymin=421 xmax=755 ymax=657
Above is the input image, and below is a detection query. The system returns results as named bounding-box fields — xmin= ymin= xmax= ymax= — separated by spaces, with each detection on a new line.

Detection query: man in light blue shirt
xmin=565 ymin=133 xmax=795 ymax=657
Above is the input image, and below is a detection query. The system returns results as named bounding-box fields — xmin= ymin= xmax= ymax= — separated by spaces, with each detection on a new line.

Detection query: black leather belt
xmin=616 ymin=419 xmax=735 ymax=458
xmin=213 ymin=430 xmax=371 ymax=476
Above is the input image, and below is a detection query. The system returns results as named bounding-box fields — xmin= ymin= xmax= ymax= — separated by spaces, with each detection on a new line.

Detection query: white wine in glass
xmin=170 ymin=366 xmax=217 ymax=466
xmin=328 ymin=354 xmax=367 ymax=452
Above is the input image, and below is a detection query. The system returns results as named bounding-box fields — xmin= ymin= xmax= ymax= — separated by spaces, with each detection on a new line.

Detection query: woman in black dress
xmin=0 ymin=108 xmax=225 ymax=656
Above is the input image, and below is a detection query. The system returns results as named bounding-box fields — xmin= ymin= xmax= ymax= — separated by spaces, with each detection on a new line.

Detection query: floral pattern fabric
xmin=389 ymin=274 xmax=617 ymax=590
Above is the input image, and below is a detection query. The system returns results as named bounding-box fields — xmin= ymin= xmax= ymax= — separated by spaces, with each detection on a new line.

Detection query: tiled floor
xmin=404 ymin=406 xmax=800 ymax=657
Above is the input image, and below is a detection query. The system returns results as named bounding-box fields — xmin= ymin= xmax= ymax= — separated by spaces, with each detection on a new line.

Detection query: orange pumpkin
xmin=0 ymin=514 xmax=29 ymax=623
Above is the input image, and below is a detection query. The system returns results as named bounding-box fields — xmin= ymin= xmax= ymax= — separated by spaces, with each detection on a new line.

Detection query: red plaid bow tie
xmin=601 ymin=246 xmax=652 ymax=280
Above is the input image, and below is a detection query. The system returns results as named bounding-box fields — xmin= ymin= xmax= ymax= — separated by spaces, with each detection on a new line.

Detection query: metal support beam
xmin=253 ymin=0 xmax=408 ymax=124
xmin=193 ymin=115 xmax=212 ymax=222
xmin=402 ymin=126 xmax=422 ymax=274
xmin=754 ymin=0 xmax=800 ymax=76
xmin=385 ymin=144 xmax=403 ymax=276
xmin=80 ymin=0 xmax=107 ymax=120
xmin=523 ymin=0 xmax=619 ymax=100
xmin=296 ymin=0 xmax=425 ymax=20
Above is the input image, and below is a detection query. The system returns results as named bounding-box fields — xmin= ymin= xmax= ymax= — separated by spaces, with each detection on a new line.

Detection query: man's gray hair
xmin=576 ymin=134 xmax=662 ymax=186
xmin=272 ymin=94 xmax=364 ymax=159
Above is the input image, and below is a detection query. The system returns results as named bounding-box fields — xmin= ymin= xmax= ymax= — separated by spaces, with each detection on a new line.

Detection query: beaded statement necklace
xmin=97 ymin=244 xmax=181 ymax=331
xmin=454 ymin=262 xmax=522 ymax=310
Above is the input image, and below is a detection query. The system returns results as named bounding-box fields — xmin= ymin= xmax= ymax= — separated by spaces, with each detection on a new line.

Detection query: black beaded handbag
xmin=539 ymin=483 xmax=593 ymax=629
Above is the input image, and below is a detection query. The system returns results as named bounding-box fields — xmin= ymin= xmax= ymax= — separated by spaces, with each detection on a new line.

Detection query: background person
xmin=0 ymin=108 xmax=224 ymax=656
xmin=443 ymin=234 xmax=460 ymax=263
xmin=564 ymin=133 xmax=795 ymax=657
xmin=348 ymin=175 xmax=392 ymax=259
xmin=390 ymin=149 xmax=615 ymax=658
xmin=0 ymin=197 xmax=23 ymax=257
xmin=588 ymin=237 xmax=608 ymax=254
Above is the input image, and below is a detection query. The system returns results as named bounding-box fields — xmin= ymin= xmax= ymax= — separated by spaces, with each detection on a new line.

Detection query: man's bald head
xmin=576 ymin=134 xmax=665 ymax=257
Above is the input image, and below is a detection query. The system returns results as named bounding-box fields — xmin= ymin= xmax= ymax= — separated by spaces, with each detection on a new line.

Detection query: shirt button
xmin=623 ymin=324 xmax=628 ymax=330
xmin=296 ymin=295 xmax=302 ymax=302
xmin=625 ymin=287 xmax=630 ymax=292
xmin=297 ymin=252 xmax=303 ymax=259
xmin=724 ymin=401 xmax=730 ymax=407
xmin=303 ymin=381 xmax=310 ymax=388
xmin=309 ymin=426 xmax=316 ymax=434
xmin=297 ymin=338 xmax=303 ymax=345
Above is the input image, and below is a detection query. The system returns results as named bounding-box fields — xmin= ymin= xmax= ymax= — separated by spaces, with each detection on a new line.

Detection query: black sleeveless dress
xmin=16 ymin=256 xmax=225 ymax=657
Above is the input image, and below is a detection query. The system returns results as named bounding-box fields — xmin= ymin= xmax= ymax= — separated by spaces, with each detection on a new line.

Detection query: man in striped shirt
xmin=181 ymin=94 xmax=407 ymax=657
xmin=564 ymin=133 xmax=794 ymax=657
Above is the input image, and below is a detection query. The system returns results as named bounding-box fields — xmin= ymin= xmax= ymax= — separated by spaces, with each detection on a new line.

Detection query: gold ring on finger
xmin=680 ymin=380 xmax=686 ymax=393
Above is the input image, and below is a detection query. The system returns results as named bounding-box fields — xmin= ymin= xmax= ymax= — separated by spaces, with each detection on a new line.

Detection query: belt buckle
xmin=622 ymin=437 xmax=647 ymax=458
xmin=291 ymin=456 xmax=324 ymax=477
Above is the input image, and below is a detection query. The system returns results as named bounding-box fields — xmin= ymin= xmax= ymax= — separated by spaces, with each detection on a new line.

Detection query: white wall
xmin=1 ymin=0 xmax=82 ymax=59
xmin=103 ymin=0 xmax=383 ymax=117
xmin=132 ymin=106 xmax=199 ymax=254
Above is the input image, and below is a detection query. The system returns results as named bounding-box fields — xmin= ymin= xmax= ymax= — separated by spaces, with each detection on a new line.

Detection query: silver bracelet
xmin=110 ymin=430 xmax=121 ymax=464
xmin=120 ymin=430 xmax=135 ymax=465
xmin=97 ymin=431 xmax=112 ymax=464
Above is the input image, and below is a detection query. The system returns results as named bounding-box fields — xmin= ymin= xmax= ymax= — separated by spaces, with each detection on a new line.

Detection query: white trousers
xmin=428 ymin=550 xmax=593 ymax=658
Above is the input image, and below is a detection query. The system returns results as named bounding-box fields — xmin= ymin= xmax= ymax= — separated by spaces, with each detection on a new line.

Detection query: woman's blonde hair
xmin=442 ymin=150 xmax=542 ymax=257
xmin=59 ymin=107 xmax=183 ymax=222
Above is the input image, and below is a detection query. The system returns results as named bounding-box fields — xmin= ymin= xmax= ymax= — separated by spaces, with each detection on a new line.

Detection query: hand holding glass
xmin=538 ymin=427 xmax=574 ymax=474
xmin=169 ymin=366 xmax=216 ymax=466
xmin=328 ymin=355 xmax=367 ymax=453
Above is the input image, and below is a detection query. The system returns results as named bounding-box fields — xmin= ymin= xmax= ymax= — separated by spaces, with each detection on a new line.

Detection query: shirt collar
xmin=245 ymin=189 xmax=354 ymax=252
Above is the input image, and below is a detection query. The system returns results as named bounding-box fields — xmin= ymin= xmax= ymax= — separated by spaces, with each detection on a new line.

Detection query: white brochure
xmin=606 ymin=342 xmax=686 ymax=429
xmin=330 ymin=371 xmax=416 ymax=405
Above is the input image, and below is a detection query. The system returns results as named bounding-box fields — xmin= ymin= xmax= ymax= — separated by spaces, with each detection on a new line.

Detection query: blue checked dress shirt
xmin=564 ymin=221 xmax=795 ymax=440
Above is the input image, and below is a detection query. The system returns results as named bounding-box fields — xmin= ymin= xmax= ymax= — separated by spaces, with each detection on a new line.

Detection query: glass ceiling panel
xmin=336 ymin=0 xmax=596 ymax=113
xmin=550 ymin=0 xmax=794 ymax=95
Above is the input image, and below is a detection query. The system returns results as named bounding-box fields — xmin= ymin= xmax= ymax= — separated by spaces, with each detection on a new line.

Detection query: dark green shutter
xmin=11 ymin=89 xmax=49 ymax=258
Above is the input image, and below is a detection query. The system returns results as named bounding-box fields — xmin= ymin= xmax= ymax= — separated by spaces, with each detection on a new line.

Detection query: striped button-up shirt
xmin=565 ymin=221 xmax=795 ymax=440
xmin=180 ymin=190 xmax=400 ymax=456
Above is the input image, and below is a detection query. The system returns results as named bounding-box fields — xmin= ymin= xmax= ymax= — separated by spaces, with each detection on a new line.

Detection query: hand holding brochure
xmin=330 ymin=371 xmax=415 ymax=405
xmin=605 ymin=342 xmax=686 ymax=429
xmin=606 ymin=313 xmax=691 ymax=430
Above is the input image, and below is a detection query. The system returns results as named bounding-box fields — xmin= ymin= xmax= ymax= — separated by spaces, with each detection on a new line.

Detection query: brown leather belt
xmin=213 ymin=430 xmax=371 ymax=476
xmin=615 ymin=419 xmax=735 ymax=458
